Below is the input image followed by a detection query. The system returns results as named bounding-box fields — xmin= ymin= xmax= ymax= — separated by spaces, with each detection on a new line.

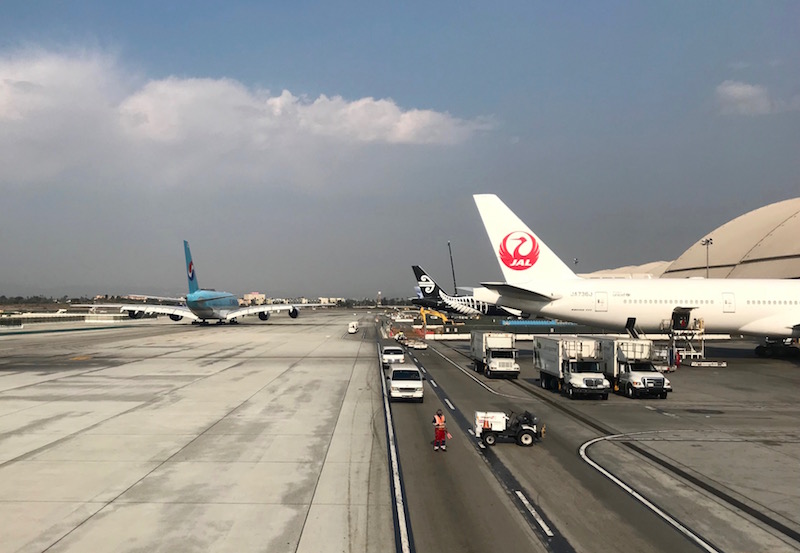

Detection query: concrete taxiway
xmin=4 ymin=314 xmax=800 ymax=553
xmin=0 ymin=313 xmax=392 ymax=553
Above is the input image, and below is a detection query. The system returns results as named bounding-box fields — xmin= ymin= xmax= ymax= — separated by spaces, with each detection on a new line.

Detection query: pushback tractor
xmin=474 ymin=411 xmax=545 ymax=447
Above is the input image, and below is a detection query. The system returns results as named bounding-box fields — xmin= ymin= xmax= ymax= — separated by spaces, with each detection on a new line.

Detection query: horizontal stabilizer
xmin=481 ymin=282 xmax=560 ymax=303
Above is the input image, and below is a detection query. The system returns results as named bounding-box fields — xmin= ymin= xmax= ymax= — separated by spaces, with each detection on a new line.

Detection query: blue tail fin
xmin=184 ymin=240 xmax=199 ymax=294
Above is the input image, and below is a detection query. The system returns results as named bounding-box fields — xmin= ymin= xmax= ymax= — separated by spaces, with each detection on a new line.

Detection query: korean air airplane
xmin=473 ymin=194 xmax=800 ymax=338
xmin=117 ymin=241 xmax=320 ymax=324
xmin=411 ymin=265 xmax=523 ymax=317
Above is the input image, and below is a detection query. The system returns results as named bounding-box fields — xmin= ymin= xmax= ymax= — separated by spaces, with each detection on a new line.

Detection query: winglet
xmin=184 ymin=240 xmax=199 ymax=294
xmin=473 ymin=194 xmax=578 ymax=283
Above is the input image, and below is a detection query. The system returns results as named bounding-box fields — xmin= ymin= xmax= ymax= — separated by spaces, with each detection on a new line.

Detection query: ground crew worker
xmin=432 ymin=409 xmax=447 ymax=451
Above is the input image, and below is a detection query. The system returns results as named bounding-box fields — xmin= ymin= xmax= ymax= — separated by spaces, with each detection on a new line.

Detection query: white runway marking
xmin=579 ymin=432 xmax=721 ymax=553
xmin=429 ymin=379 xmax=438 ymax=388
xmin=430 ymin=347 xmax=528 ymax=400
xmin=515 ymin=491 xmax=555 ymax=537
xmin=468 ymin=428 xmax=475 ymax=436
xmin=444 ymin=398 xmax=455 ymax=411
xmin=378 ymin=344 xmax=412 ymax=553
xmin=478 ymin=441 xmax=486 ymax=449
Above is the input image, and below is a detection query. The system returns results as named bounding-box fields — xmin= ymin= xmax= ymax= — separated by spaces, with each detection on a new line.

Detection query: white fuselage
xmin=490 ymin=278 xmax=800 ymax=337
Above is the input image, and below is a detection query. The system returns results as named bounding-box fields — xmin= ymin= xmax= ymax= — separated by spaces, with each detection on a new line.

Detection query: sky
xmin=0 ymin=1 xmax=798 ymax=299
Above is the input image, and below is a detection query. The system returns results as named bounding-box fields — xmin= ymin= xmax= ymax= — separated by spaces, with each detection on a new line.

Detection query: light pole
xmin=700 ymin=238 xmax=713 ymax=278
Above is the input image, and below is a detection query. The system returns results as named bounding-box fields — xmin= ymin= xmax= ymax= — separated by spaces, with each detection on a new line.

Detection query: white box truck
xmin=596 ymin=337 xmax=672 ymax=399
xmin=470 ymin=331 xmax=520 ymax=378
xmin=533 ymin=336 xmax=610 ymax=399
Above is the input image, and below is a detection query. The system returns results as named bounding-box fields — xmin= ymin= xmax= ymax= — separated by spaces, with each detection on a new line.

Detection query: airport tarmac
xmin=3 ymin=314 xmax=800 ymax=553
xmin=0 ymin=313 xmax=393 ymax=553
xmin=405 ymin=337 xmax=800 ymax=553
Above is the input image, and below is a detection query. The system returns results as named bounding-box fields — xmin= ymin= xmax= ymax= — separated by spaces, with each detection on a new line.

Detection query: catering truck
xmin=597 ymin=336 xmax=672 ymax=399
xmin=470 ymin=331 xmax=520 ymax=378
xmin=533 ymin=336 xmax=610 ymax=399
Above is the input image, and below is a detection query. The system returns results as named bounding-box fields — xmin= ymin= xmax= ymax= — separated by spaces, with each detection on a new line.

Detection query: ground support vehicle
xmin=387 ymin=367 xmax=424 ymax=402
xmin=348 ymin=321 xmax=359 ymax=334
xmin=470 ymin=331 xmax=520 ymax=378
xmin=381 ymin=345 xmax=405 ymax=368
xmin=596 ymin=336 xmax=672 ymax=399
xmin=474 ymin=411 xmax=544 ymax=446
xmin=533 ymin=336 xmax=610 ymax=399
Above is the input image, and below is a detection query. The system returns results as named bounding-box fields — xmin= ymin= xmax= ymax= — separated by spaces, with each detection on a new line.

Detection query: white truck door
xmin=722 ymin=292 xmax=735 ymax=313
xmin=595 ymin=292 xmax=608 ymax=312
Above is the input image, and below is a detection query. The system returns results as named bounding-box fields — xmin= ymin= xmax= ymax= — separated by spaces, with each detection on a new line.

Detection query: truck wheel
xmin=659 ymin=392 xmax=668 ymax=400
xmin=483 ymin=432 xmax=497 ymax=446
xmin=626 ymin=384 xmax=635 ymax=399
xmin=485 ymin=368 xmax=492 ymax=378
xmin=567 ymin=386 xmax=575 ymax=399
xmin=516 ymin=430 xmax=535 ymax=447
xmin=540 ymin=377 xmax=546 ymax=389
xmin=602 ymin=393 xmax=609 ymax=401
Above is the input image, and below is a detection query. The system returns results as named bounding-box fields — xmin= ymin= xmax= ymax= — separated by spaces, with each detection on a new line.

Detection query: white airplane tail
xmin=473 ymin=194 xmax=578 ymax=283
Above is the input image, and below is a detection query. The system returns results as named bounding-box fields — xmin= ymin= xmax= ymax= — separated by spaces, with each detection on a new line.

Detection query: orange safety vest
xmin=434 ymin=414 xmax=446 ymax=429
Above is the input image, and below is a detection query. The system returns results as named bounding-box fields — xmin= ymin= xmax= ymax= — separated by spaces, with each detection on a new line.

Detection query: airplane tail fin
xmin=473 ymin=194 xmax=578 ymax=283
xmin=413 ymin=266 xmax=444 ymax=299
xmin=184 ymin=240 xmax=199 ymax=294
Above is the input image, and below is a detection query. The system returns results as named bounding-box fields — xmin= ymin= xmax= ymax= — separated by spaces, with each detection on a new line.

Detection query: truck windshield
xmin=627 ymin=362 xmax=659 ymax=373
xmin=490 ymin=350 xmax=515 ymax=359
xmin=571 ymin=361 xmax=601 ymax=373
xmin=392 ymin=370 xmax=421 ymax=381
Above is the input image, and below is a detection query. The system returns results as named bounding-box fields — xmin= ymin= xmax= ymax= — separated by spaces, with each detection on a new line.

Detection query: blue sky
xmin=0 ymin=2 xmax=798 ymax=298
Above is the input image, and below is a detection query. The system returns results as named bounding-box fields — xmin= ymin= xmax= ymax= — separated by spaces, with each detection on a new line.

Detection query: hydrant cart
xmin=474 ymin=411 xmax=545 ymax=447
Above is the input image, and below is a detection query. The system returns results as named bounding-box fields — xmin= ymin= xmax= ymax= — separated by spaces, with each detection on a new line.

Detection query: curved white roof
xmin=662 ymin=197 xmax=800 ymax=279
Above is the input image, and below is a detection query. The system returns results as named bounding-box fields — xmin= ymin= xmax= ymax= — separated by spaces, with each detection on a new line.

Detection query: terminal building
xmin=587 ymin=197 xmax=800 ymax=280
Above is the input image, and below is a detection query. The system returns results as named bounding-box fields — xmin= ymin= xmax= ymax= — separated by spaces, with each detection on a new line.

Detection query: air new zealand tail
xmin=411 ymin=265 xmax=521 ymax=317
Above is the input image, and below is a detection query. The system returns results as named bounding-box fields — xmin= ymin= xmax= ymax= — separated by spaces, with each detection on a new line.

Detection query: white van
xmin=348 ymin=321 xmax=359 ymax=334
xmin=387 ymin=367 xmax=424 ymax=402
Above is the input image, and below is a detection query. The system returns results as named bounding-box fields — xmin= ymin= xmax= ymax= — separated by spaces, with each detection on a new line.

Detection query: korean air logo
xmin=187 ymin=261 xmax=195 ymax=281
xmin=418 ymin=275 xmax=436 ymax=294
xmin=499 ymin=231 xmax=540 ymax=271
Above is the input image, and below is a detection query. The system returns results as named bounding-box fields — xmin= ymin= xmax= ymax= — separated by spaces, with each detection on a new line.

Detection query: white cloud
xmin=715 ymin=80 xmax=800 ymax=116
xmin=715 ymin=80 xmax=774 ymax=115
xmin=0 ymin=49 xmax=492 ymax=192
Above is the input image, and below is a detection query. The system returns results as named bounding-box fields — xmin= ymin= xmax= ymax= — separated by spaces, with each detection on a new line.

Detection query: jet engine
xmin=289 ymin=307 xmax=299 ymax=319
xmin=258 ymin=312 xmax=270 ymax=321
xmin=169 ymin=314 xmax=183 ymax=322
xmin=128 ymin=311 xmax=145 ymax=319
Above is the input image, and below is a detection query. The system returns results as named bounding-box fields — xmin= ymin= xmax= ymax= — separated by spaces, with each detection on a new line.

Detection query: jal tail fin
xmin=473 ymin=194 xmax=578 ymax=283
xmin=413 ymin=265 xmax=444 ymax=299
xmin=184 ymin=240 xmax=199 ymax=294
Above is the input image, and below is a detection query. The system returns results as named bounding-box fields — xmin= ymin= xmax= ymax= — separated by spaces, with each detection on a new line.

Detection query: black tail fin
xmin=412 ymin=266 xmax=443 ymax=299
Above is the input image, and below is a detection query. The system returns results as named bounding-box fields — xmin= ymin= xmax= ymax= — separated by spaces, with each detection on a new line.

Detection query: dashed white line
xmin=467 ymin=428 xmax=475 ymax=436
xmin=478 ymin=441 xmax=486 ymax=449
xmin=429 ymin=347 xmax=528 ymax=400
xmin=515 ymin=491 xmax=555 ymax=537
xmin=444 ymin=398 xmax=455 ymax=411
xmin=429 ymin=379 xmax=438 ymax=388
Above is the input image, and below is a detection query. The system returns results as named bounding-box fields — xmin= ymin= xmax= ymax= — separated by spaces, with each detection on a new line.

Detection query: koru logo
xmin=418 ymin=275 xmax=436 ymax=294
xmin=499 ymin=231 xmax=540 ymax=271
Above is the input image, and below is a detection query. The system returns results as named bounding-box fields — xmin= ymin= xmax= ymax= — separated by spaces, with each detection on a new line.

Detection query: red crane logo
xmin=499 ymin=231 xmax=540 ymax=271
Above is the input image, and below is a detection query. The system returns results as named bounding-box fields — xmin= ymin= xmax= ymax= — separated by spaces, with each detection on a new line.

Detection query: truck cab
xmin=563 ymin=359 xmax=610 ymax=399
xmin=619 ymin=361 xmax=671 ymax=399
xmin=485 ymin=347 xmax=520 ymax=379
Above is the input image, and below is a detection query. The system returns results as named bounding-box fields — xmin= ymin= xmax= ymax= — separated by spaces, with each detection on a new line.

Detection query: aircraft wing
xmin=118 ymin=304 xmax=199 ymax=321
xmin=738 ymin=312 xmax=800 ymax=337
xmin=481 ymin=282 xmax=561 ymax=303
xmin=225 ymin=303 xmax=329 ymax=321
